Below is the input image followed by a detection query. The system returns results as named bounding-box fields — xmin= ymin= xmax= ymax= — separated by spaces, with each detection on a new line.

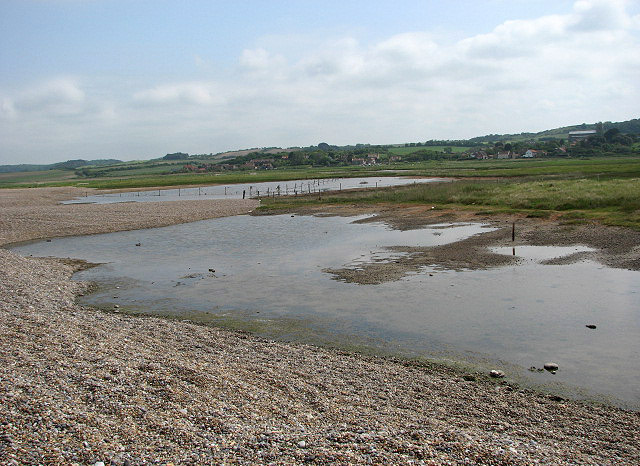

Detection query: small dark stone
xmin=209 ymin=268 xmax=215 ymax=273
xmin=462 ymin=375 xmax=476 ymax=381
xmin=135 ymin=243 xmax=141 ymax=246
xmin=46 ymin=239 xmax=51 ymax=242
xmin=586 ymin=324 xmax=597 ymax=329
xmin=544 ymin=362 xmax=559 ymax=373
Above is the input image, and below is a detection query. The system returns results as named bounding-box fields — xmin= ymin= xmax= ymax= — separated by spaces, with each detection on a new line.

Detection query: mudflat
xmin=1 ymin=187 xmax=639 ymax=465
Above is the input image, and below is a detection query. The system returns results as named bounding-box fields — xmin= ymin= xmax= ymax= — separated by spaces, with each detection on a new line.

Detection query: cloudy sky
xmin=1 ymin=0 xmax=639 ymax=164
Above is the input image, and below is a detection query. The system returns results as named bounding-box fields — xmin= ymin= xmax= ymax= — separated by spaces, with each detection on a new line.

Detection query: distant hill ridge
xmin=0 ymin=159 xmax=122 ymax=173
xmin=468 ymin=119 xmax=640 ymax=144
xmin=2 ymin=118 xmax=638 ymax=171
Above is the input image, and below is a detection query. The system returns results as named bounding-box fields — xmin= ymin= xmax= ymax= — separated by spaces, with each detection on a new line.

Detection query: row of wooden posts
xmin=98 ymin=178 xmax=349 ymax=199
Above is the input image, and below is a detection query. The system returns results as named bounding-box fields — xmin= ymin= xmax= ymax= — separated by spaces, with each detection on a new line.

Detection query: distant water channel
xmin=12 ymin=215 xmax=640 ymax=408
xmin=63 ymin=176 xmax=444 ymax=204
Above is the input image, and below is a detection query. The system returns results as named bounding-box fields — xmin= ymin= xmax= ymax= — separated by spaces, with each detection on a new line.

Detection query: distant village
xmin=177 ymin=129 xmax=609 ymax=173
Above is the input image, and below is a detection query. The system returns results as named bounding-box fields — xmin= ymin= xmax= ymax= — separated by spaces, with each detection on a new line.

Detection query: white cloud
xmin=1 ymin=0 xmax=639 ymax=164
xmin=133 ymin=82 xmax=220 ymax=106
xmin=14 ymin=78 xmax=86 ymax=115
xmin=0 ymin=97 xmax=16 ymax=120
xmin=570 ymin=0 xmax=631 ymax=31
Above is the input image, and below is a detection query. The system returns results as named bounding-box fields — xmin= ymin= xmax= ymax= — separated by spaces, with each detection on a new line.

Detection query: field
xmin=0 ymin=169 xmax=77 ymax=185
xmin=259 ymin=157 xmax=640 ymax=229
xmin=4 ymin=156 xmax=640 ymax=229
xmin=4 ymin=156 xmax=640 ymax=189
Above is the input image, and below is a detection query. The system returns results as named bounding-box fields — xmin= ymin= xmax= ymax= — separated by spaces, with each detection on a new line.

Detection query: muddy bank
xmin=271 ymin=204 xmax=640 ymax=284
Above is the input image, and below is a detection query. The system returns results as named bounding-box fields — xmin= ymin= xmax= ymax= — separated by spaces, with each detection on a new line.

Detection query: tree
xmin=604 ymin=128 xmax=620 ymax=143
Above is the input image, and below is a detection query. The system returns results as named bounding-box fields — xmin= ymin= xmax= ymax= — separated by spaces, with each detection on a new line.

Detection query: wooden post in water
xmin=178 ymin=188 xmax=181 ymax=197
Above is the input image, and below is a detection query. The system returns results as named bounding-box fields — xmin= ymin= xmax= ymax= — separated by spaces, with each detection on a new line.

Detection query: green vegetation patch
xmin=262 ymin=176 xmax=640 ymax=229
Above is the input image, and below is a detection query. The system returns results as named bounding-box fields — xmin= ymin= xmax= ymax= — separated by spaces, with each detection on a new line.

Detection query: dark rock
xmin=543 ymin=362 xmax=559 ymax=373
xmin=462 ymin=375 xmax=476 ymax=381
xmin=586 ymin=324 xmax=597 ymax=329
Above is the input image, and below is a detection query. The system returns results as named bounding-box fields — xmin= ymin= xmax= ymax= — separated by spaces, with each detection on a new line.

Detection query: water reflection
xmin=11 ymin=215 xmax=640 ymax=407
xmin=63 ymin=176 xmax=446 ymax=204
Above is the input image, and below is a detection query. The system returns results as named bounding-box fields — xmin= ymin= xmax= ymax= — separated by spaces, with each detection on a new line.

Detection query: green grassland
xmin=262 ymin=177 xmax=640 ymax=229
xmin=0 ymin=169 xmax=77 ymax=185
xmin=6 ymin=156 xmax=640 ymax=189
xmin=4 ymin=156 xmax=640 ymax=228
xmin=258 ymin=157 xmax=640 ymax=229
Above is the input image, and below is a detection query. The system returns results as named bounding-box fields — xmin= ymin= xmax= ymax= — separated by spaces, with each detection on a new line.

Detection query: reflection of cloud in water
xmin=491 ymin=245 xmax=596 ymax=263
xmin=10 ymin=214 xmax=640 ymax=408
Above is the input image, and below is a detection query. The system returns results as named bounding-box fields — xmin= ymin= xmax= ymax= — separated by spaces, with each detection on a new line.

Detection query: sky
xmin=1 ymin=0 xmax=639 ymax=165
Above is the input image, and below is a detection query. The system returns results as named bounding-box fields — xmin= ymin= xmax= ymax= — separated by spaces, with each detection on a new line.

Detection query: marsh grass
xmin=262 ymin=177 xmax=640 ymax=229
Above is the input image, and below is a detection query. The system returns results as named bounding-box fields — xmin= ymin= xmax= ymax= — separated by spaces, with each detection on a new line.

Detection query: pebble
xmin=586 ymin=324 xmax=597 ymax=329
xmin=489 ymin=370 xmax=505 ymax=378
xmin=1 ymin=197 xmax=639 ymax=466
xmin=544 ymin=362 xmax=559 ymax=373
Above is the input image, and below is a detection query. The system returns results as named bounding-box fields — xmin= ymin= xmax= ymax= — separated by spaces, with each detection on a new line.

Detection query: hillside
xmin=468 ymin=119 xmax=640 ymax=144
xmin=0 ymin=159 xmax=122 ymax=174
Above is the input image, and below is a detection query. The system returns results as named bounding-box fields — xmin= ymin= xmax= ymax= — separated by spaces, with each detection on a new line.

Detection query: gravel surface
xmin=1 ymin=188 xmax=640 ymax=465
xmin=0 ymin=187 xmax=259 ymax=246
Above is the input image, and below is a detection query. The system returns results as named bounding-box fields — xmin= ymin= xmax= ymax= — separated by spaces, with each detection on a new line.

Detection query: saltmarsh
xmin=261 ymin=177 xmax=640 ymax=229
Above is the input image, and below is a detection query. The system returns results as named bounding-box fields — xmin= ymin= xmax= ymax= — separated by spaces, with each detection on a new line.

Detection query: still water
xmin=12 ymin=214 xmax=640 ymax=408
xmin=63 ymin=176 xmax=445 ymax=204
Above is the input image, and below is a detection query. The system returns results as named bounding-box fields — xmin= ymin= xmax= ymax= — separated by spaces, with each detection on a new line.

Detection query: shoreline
xmin=2 ymin=187 xmax=639 ymax=465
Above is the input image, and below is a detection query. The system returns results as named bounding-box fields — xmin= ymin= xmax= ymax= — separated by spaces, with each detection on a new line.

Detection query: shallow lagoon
xmin=13 ymin=214 xmax=640 ymax=407
xmin=63 ymin=176 xmax=444 ymax=204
